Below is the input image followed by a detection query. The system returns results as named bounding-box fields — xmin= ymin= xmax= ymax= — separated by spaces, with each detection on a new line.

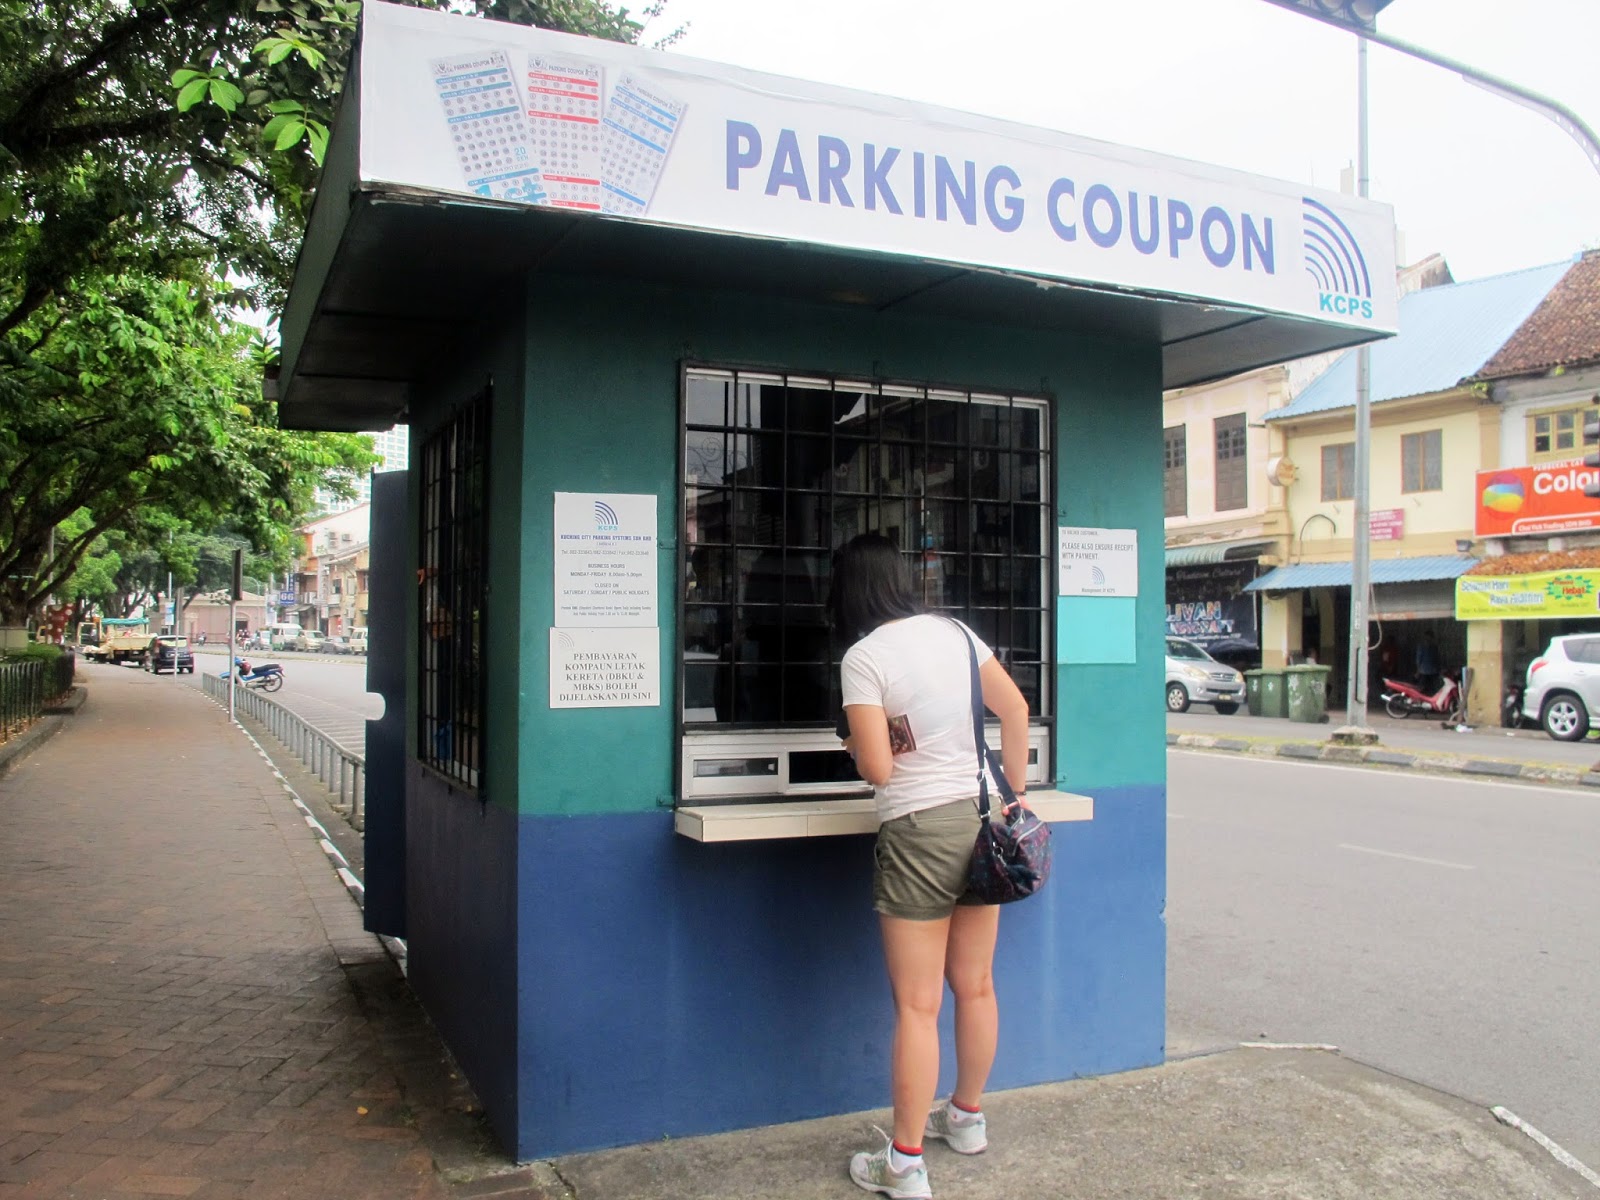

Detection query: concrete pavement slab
xmin=553 ymin=1049 xmax=1593 ymax=1200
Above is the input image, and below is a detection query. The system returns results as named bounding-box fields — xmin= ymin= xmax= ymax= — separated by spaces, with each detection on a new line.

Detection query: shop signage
xmin=1369 ymin=508 xmax=1404 ymax=540
xmin=1455 ymin=569 xmax=1600 ymax=620
xmin=1165 ymin=560 xmax=1258 ymax=650
xmin=360 ymin=1 xmax=1398 ymax=333
xmin=1059 ymin=528 xmax=1138 ymax=597
xmin=1474 ymin=461 xmax=1600 ymax=537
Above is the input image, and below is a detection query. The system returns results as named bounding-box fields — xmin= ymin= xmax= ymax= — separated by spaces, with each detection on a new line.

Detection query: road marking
xmin=1491 ymin=1106 xmax=1600 ymax=1189
xmin=1336 ymin=842 xmax=1476 ymax=871
xmin=1168 ymin=748 xmax=1594 ymax=799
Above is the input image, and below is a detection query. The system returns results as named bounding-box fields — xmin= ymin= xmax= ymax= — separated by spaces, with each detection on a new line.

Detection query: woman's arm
xmin=979 ymin=657 xmax=1031 ymax=796
xmin=843 ymin=703 xmax=894 ymax=788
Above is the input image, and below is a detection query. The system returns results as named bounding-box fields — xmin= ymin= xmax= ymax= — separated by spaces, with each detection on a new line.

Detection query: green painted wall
xmin=516 ymin=278 xmax=1168 ymax=816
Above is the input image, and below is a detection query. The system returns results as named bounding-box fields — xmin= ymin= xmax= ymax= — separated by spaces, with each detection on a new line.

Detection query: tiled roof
xmin=1475 ymin=251 xmax=1600 ymax=380
xmin=1242 ymin=556 xmax=1477 ymax=591
xmin=1266 ymin=259 xmax=1575 ymax=422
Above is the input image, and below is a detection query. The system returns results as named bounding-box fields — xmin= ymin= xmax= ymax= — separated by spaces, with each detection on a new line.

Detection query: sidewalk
xmin=2 ymin=669 xmax=1593 ymax=1198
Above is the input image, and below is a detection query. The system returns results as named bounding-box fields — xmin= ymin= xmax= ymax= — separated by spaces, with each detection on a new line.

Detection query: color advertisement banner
xmin=1165 ymin=560 xmax=1259 ymax=652
xmin=1474 ymin=461 xmax=1600 ymax=536
xmin=359 ymin=1 xmax=1398 ymax=333
xmin=1454 ymin=570 xmax=1600 ymax=620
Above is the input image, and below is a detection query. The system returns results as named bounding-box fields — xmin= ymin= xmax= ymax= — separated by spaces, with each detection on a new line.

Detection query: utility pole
xmin=1344 ymin=36 xmax=1375 ymax=737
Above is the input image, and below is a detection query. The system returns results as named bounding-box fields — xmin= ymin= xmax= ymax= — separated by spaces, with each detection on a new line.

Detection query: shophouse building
xmin=1454 ymin=250 xmax=1600 ymax=729
xmin=1244 ymin=258 xmax=1575 ymax=719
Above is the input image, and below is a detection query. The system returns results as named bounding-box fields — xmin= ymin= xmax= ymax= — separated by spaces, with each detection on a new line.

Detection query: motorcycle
xmin=1380 ymin=671 xmax=1462 ymax=724
xmin=1502 ymin=682 xmax=1525 ymax=729
xmin=222 ymin=657 xmax=285 ymax=692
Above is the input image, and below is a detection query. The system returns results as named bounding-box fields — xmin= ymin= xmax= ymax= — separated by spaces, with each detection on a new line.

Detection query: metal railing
xmin=0 ymin=654 xmax=76 ymax=743
xmin=203 ymin=673 xmax=367 ymax=829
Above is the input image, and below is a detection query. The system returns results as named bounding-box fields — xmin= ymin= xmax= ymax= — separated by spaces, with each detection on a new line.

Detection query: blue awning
xmin=1242 ymin=555 xmax=1476 ymax=592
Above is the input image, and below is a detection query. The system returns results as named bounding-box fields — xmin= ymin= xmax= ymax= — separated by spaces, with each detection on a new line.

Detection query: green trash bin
xmin=1243 ymin=670 xmax=1260 ymax=716
xmin=1248 ymin=669 xmax=1288 ymax=718
xmin=1285 ymin=664 xmax=1331 ymax=723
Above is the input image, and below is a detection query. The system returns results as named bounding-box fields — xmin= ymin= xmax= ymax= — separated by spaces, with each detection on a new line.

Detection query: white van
xmin=263 ymin=622 xmax=304 ymax=650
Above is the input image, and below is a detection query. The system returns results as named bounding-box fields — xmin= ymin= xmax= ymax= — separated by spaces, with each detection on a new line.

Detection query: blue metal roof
xmin=1267 ymin=259 xmax=1574 ymax=421
xmin=1243 ymin=555 xmax=1476 ymax=592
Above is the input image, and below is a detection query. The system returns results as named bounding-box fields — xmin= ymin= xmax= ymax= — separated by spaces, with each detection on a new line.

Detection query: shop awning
xmin=1165 ymin=539 xmax=1274 ymax=567
xmin=1243 ymin=555 xmax=1476 ymax=592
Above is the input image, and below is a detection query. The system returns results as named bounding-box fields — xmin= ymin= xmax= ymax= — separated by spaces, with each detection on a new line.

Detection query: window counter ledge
xmin=674 ymin=790 xmax=1093 ymax=843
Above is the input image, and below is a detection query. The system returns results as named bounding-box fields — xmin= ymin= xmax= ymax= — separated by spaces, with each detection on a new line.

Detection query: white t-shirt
xmin=840 ymin=614 xmax=993 ymax=822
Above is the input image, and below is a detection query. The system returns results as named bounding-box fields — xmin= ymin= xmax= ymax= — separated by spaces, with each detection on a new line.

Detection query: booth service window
xmin=418 ymin=388 xmax=488 ymax=792
xmin=680 ymin=368 xmax=1052 ymax=729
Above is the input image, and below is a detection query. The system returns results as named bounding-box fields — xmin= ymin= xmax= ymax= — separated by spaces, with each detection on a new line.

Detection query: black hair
xmin=828 ymin=533 xmax=923 ymax=643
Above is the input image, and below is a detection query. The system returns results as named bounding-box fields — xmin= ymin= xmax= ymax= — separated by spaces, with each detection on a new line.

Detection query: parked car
xmin=1520 ymin=634 xmax=1600 ymax=741
xmin=1165 ymin=636 xmax=1244 ymax=715
xmin=291 ymin=630 xmax=327 ymax=653
xmin=142 ymin=635 xmax=196 ymax=675
xmin=324 ymin=635 xmax=367 ymax=655
xmin=346 ymin=630 xmax=368 ymax=654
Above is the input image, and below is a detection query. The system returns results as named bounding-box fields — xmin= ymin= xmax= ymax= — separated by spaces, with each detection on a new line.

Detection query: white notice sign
xmin=554 ymin=492 xmax=658 ymax=627
xmin=550 ymin=627 xmax=661 ymax=708
xmin=1058 ymin=527 xmax=1138 ymax=597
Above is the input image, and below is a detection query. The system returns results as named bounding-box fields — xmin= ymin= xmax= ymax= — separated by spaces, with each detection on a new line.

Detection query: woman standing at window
xmin=830 ymin=533 xmax=1032 ymax=1200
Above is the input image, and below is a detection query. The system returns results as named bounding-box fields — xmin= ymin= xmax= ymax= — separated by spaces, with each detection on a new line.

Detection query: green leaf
xmin=265 ymin=41 xmax=294 ymax=66
xmin=171 ymin=68 xmax=203 ymax=88
xmin=261 ymin=115 xmax=292 ymax=142
xmin=306 ymin=122 xmax=329 ymax=166
xmin=265 ymin=99 xmax=305 ymax=115
xmin=208 ymin=81 xmax=244 ymax=114
xmin=176 ymin=78 xmax=211 ymax=112
xmin=273 ymin=120 xmax=306 ymax=151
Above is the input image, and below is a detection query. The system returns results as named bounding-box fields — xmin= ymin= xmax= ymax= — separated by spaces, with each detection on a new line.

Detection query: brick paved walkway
xmin=0 ymin=667 xmax=456 ymax=1199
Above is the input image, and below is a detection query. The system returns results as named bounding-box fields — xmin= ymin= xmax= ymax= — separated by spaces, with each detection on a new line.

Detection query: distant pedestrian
xmin=1415 ymin=631 xmax=1441 ymax=695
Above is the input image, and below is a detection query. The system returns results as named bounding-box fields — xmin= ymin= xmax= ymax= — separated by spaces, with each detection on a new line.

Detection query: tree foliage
xmin=0 ymin=0 xmax=664 ymax=626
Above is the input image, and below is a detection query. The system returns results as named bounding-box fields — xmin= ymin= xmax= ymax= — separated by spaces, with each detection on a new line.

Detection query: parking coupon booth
xmin=274 ymin=1 xmax=1396 ymax=1159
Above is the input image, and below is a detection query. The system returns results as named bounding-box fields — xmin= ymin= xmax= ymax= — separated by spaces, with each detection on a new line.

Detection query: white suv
xmin=1521 ymin=634 xmax=1600 ymax=741
xmin=1165 ymin=636 xmax=1245 ymax=715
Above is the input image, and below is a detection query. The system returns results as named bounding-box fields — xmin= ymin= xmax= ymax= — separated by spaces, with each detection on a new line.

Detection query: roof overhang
xmin=276 ymin=1 xmax=1400 ymax=432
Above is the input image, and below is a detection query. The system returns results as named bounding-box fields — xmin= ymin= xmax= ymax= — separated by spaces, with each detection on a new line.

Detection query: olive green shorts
xmin=873 ymin=798 xmax=987 ymax=920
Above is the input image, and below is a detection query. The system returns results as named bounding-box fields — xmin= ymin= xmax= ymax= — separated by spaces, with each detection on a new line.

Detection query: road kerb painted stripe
xmin=1491 ymin=1106 xmax=1600 ymax=1189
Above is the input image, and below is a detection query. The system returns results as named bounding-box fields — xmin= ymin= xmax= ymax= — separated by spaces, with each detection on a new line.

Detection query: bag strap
xmin=948 ymin=618 xmax=1018 ymax=822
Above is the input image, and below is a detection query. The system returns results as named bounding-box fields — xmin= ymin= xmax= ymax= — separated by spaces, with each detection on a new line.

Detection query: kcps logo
xmin=1302 ymin=197 xmax=1373 ymax=320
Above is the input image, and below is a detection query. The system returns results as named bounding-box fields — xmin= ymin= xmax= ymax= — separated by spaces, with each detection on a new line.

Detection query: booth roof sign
xmin=356 ymin=1 xmax=1397 ymax=335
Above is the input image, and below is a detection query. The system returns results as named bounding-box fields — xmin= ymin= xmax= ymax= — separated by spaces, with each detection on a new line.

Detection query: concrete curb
xmin=0 ymin=684 xmax=87 ymax=778
xmin=1168 ymin=728 xmax=1600 ymax=789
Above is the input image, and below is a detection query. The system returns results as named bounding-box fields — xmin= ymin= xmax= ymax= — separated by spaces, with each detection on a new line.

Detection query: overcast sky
xmin=649 ymin=0 xmax=1598 ymax=284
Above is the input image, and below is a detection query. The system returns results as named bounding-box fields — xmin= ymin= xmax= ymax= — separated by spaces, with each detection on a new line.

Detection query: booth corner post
xmin=229 ymin=548 xmax=243 ymax=725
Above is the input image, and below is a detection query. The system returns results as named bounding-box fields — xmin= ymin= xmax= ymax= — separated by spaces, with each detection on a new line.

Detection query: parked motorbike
xmin=1380 ymin=671 xmax=1462 ymax=724
xmin=222 ymin=657 xmax=285 ymax=692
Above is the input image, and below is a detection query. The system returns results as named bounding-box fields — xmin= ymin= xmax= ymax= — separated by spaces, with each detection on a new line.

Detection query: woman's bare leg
xmin=944 ymin=904 xmax=1000 ymax=1109
xmin=879 ymin=913 xmax=952 ymax=1147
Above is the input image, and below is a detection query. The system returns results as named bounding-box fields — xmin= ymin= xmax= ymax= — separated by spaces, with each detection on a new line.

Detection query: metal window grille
xmin=417 ymin=387 xmax=489 ymax=792
xmin=1163 ymin=425 xmax=1188 ymax=518
xmin=680 ymin=367 xmax=1053 ymax=727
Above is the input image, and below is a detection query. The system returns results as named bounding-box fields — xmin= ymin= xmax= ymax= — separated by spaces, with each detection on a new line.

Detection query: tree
xmin=0 ymin=269 xmax=375 ymax=625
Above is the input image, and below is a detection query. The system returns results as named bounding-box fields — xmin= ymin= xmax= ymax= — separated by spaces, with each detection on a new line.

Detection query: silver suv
xmin=1166 ymin=636 xmax=1245 ymax=715
xmin=1521 ymin=634 xmax=1600 ymax=741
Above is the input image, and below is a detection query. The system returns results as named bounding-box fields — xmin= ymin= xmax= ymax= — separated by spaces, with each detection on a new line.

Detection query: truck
xmin=82 ymin=617 xmax=150 ymax=666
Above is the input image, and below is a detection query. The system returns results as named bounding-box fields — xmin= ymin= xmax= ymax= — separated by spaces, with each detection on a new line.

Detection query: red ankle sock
xmin=892 ymin=1140 xmax=923 ymax=1158
xmin=950 ymin=1098 xmax=982 ymax=1115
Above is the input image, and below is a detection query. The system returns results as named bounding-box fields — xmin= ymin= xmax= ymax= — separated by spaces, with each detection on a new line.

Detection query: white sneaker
xmin=849 ymin=1129 xmax=933 ymax=1199
xmin=924 ymin=1100 xmax=988 ymax=1154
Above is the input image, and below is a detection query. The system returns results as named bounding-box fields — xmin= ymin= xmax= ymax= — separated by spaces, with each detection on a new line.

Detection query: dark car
xmin=143 ymin=635 xmax=196 ymax=675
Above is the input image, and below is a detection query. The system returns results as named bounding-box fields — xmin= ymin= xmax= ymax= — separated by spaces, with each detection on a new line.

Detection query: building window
xmin=1163 ymin=426 xmax=1187 ymax=518
xmin=681 ymin=368 xmax=1052 ymax=732
xmin=1214 ymin=413 xmax=1247 ymax=512
xmin=1321 ymin=442 xmax=1355 ymax=501
xmin=417 ymin=386 xmax=489 ymax=792
xmin=1529 ymin=405 xmax=1585 ymax=461
xmin=1401 ymin=429 xmax=1443 ymax=493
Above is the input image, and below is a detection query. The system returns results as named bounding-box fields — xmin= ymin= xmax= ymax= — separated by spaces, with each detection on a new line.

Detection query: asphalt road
xmin=1167 ymin=749 xmax=1600 ymax=1167
xmin=186 ymin=646 xmax=382 ymax=754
